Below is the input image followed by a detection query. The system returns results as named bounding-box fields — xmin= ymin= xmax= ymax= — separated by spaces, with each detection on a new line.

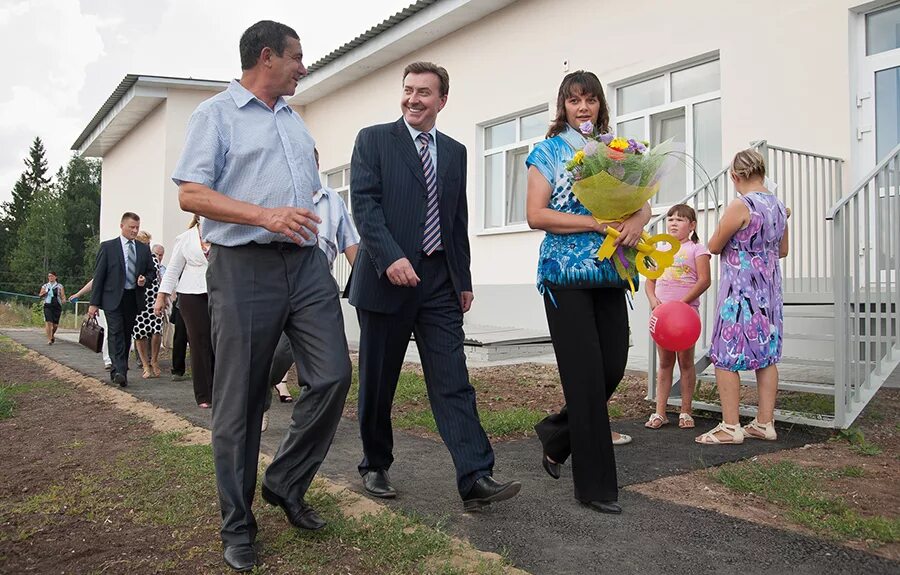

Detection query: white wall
xmin=298 ymin=0 xmax=865 ymax=359
xmin=99 ymin=101 xmax=167 ymax=243
xmin=161 ymin=89 xmax=224 ymax=256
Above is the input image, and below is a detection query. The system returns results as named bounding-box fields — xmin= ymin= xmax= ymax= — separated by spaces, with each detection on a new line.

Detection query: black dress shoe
xmin=542 ymin=455 xmax=560 ymax=479
xmin=223 ymin=543 xmax=257 ymax=572
xmin=362 ymin=470 xmax=396 ymax=499
xmin=462 ymin=476 xmax=522 ymax=511
xmin=113 ymin=373 xmax=127 ymax=387
xmin=261 ymin=483 xmax=326 ymax=530
xmin=580 ymin=500 xmax=622 ymax=514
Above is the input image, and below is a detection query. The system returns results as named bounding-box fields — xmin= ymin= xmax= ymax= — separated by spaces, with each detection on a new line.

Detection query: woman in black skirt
xmin=39 ymin=271 xmax=66 ymax=344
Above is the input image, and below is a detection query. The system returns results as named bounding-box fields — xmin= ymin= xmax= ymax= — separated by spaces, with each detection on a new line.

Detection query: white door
xmin=855 ymin=3 xmax=900 ymax=284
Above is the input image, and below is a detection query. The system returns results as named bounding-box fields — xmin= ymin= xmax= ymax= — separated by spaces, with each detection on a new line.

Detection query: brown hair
xmin=188 ymin=214 xmax=201 ymax=229
xmin=121 ymin=211 xmax=140 ymax=223
xmin=547 ymin=71 xmax=610 ymax=138
xmin=403 ymin=62 xmax=450 ymax=97
xmin=667 ymin=204 xmax=700 ymax=243
xmin=730 ymin=149 xmax=766 ymax=181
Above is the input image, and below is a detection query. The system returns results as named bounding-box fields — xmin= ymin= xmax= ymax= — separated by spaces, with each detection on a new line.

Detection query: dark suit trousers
xmin=534 ymin=288 xmax=629 ymax=503
xmin=178 ymin=293 xmax=213 ymax=405
xmin=170 ymin=303 xmax=188 ymax=376
xmin=105 ymin=289 xmax=138 ymax=380
xmin=207 ymin=244 xmax=351 ymax=546
xmin=357 ymin=252 xmax=494 ymax=497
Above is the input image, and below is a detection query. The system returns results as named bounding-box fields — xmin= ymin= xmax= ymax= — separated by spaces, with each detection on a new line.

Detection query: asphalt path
xmin=5 ymin=328 xmax=897 ymax=575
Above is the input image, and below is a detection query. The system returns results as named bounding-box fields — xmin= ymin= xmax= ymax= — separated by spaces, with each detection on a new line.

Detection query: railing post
xmin=831 ymin=210 xmax=848 ymax=428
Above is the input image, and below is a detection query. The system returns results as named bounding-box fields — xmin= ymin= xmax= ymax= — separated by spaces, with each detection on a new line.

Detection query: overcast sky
xmin=0 ymin=0 xmax=413 ymax=204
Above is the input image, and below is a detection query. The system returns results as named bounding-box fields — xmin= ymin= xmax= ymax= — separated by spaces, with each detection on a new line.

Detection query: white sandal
xmin=743 ymin=418 xmax=777 ymax=441
xmin=645 ymin=413 xmax=669 ymax=429
xmin=695 ymin=422 xmax=744 ymax=445
xmin=678 ymin=413 xmax=695 ymax=429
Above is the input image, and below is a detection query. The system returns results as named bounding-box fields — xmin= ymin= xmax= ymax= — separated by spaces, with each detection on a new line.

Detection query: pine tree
xmin=23 ymin=136 xmax=51 ymax=193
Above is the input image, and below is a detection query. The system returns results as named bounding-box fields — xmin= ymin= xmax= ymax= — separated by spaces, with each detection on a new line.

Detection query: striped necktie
xmin=125 ymin=240 xmax=136 ymax=289
xmin=418 ymin=132 xmax=441 ymax=255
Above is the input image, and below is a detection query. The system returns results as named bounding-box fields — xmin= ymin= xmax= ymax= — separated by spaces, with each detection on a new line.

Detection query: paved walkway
xmin=4 ymin=328 xmax=898 ymax=575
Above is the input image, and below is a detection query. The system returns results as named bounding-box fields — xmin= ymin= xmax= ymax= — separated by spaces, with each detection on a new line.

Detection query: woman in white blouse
xmin=153 ymin=215 xmax=213 ymax=407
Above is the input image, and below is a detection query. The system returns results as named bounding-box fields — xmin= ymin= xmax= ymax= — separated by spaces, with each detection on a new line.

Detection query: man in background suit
xmin=349 ymin=62 xmax=521 ymax=511
xmin=88 ymin=212 xmax=155 ymax=386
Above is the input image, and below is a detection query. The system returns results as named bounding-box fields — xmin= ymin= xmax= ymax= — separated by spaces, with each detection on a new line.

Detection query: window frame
xmin=610 ymin=54 xmax=722 ymax=215
xmin=478 ymin=105 xmax=549 ymax=235
xmin=322 ymin=164 xmax=352 ymax=212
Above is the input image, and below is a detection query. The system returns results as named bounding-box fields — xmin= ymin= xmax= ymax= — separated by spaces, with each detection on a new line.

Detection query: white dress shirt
xmin=159 ymin=227 xmax=209 ymax=295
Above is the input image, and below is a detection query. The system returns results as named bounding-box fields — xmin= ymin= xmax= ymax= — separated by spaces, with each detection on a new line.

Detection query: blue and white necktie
xmin=418 ymin=132 xmax=441 ymax=255
xmin=125 ymin=240 xmax=136 ymax=289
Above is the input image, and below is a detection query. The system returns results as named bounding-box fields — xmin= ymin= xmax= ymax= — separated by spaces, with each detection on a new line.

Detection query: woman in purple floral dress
xmin=697 ymin=149 xmax=790 ymax=445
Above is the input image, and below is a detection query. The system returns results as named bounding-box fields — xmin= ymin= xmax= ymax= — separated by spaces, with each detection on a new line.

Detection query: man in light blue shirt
xmin=172 ymin=20 xmax=351 ymax=573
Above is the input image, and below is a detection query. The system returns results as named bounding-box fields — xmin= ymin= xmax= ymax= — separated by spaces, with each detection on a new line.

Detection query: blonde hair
xmin=188 ymin=214 xmax=201 ymax=229
xmin=136 ymin=231 xmax=152 ymax=244
xmin=730 ymin=149 xmax=766 ymax=181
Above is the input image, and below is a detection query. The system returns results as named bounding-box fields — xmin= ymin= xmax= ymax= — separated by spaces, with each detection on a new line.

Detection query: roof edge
xmin=72 ymin=74 xmax=229 ymax=152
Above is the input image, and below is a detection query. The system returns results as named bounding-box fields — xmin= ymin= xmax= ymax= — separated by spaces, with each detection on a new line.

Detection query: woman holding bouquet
xmin=526 ymin=71 xmax=650 ymax=514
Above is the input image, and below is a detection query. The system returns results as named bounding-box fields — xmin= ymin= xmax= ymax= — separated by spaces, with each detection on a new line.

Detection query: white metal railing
xmin=333 ymin=254 xmax=351 ymax=291
xmin=646 ymin=140 xmax=850 ymax=427
xmin=769 ymin=145 xmax=842 ymax=300
xmin=827 ymin=142 xmax=900 ymax=428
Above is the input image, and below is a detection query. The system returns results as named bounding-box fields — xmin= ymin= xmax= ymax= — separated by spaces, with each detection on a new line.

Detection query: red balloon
xmin=649 ymin=301 xmax=701 ymax=352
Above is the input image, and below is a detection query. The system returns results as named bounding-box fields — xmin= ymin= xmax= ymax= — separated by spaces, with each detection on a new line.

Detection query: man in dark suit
xmin=88 ymin=212 xmax=155 ymax=386
xmin=349 ymin=62 xmax=520 ymax=511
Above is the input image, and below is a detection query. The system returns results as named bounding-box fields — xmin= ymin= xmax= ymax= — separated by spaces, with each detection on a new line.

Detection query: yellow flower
xmin=608 ymin=138 xmax=629 ymax=151
xmin=573 ymin=150 xmax=585 ymax=164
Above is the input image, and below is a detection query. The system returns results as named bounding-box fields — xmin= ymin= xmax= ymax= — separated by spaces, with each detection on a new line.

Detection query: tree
xmin=2 ymin=174 xmax=35 ymax=240
xmin=58 ymin=155 xmax=101 ymax=278
xmin=1 ymin=137 xmax=52 ymax=271
xmin=8 ymin=184 xmax=71 ymax=294
xmin=23 ymin=137 xmax=51 ymax=194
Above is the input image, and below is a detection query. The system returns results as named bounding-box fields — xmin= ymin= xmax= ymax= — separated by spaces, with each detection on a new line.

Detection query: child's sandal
xmin=644 ymin=413 xmax=669 ymax=429
xmin=695 ymin=422 xmax=744 ymax=444
xmin=678 ymin=413 xmax=695 ymax=429
xmin=743 ymin=418 xmax=777 ymax=441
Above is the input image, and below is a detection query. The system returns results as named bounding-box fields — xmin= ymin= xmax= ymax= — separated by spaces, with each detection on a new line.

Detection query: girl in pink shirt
xmin=644 ymin=204 xmax=711 ymax=429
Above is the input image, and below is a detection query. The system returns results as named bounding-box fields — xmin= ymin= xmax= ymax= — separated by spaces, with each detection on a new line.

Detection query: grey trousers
xmin=207 ymin=243 xmax=351 ymax=546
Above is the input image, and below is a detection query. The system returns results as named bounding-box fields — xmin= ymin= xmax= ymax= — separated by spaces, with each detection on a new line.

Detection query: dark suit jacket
xmin=348 ymin=118 xmax=472 ymax=314
xmin=90 ymin=236 xmax=156 ymax=312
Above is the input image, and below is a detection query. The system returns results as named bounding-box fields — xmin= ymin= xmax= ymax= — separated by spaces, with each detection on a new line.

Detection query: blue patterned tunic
xmin=526 ymin=135 xmax=631 ymax=296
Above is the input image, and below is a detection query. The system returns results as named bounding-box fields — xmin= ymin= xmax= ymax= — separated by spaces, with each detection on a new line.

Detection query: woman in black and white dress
xmin=132 ymin=231 xmax=163 ymax=378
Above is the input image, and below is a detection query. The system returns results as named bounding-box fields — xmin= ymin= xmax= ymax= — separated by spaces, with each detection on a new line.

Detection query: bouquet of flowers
xmin=566 ymin=121 xmax=681 ymax=292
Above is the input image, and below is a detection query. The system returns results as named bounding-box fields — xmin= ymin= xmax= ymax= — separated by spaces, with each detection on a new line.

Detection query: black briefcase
xmin=79 ymin=316 xmax=104 ymax=353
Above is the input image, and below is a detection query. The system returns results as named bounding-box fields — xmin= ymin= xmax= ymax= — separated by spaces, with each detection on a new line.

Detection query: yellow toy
xmin=597 ymin=227 xmax=681 ymax=293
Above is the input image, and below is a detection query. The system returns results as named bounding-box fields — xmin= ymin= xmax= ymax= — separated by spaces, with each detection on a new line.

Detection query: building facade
xmin=74 ymin=0 xmax=900 ymax=370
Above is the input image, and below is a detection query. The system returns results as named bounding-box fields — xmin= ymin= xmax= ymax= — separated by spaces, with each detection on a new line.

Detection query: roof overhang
xmin=289 ymin=0 xmax=518 ymax=106
xmin=73 ymin=75 xmax=228 ymax=157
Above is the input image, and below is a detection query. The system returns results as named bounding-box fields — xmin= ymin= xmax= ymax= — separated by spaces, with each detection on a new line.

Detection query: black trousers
xmin=535 ymin=288 xmax=629 ymax=503
xmin=104 ymin=289 xmax=139 ymax=381
xmin=178 ymin=293 xmax=213 ymax=405
xmin=356 ymin=252 xmax=494 ymax=496
xmin=170 ymin=303 xmax=188 ymax=376
xmin=208 ymin=244 xmax=351 ymax=546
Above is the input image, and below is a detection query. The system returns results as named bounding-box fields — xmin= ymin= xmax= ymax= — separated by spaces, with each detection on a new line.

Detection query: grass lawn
xmin=710 ymin=459 xmax=900 ymax=545
xmin=0 ymin=335 xmax=513 ymax=575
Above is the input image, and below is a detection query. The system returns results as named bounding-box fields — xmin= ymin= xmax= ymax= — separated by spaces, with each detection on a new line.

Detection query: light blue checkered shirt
xmin=172 ymin=80 xmax=319 ymax=247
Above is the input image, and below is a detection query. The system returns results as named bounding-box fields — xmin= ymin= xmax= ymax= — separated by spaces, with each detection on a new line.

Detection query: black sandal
xmin=278 ymin=393 xmax=293 ymax=403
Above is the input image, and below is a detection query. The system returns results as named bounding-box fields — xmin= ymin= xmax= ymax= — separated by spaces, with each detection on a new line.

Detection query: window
xmin=482 ymin=108 xmax=548 ymax=230
xmin=613 ymin=58 xmax=721 ymax=206
xmin=323 ymin=165 xmax=351 ymax=210
xmin=866 ymin=4 xmax=900 ymax=56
